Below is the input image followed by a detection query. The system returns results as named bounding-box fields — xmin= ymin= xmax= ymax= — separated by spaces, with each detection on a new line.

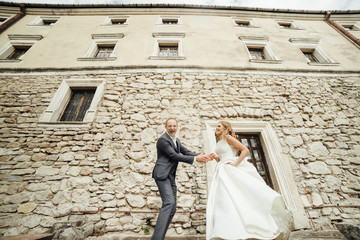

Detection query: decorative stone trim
xmin=239 ymin=35 xmax=269 ymax=41
xmin=91 ymin=33 xmax=124 ymax=39
xmin=152 ymin=32 xmax=185 ymax=38
xmin=276 ymin=20 xmax=304 ymax=30
xmin=8 ymin=34 xmax=43 ymax=41
xmin=150 ymin=32 xmax=185 ymax=60
xmin=289 ymin=38 xmax=339 ymax=66
xmin=77 ymin=34 xmax=123 ymax=61
xmin=233 ymin=18 xmax=259 ymax=28
xmin=336 ymin=21 xmax=360 ymax=31
xmin=101 ymin=16 xmax=129 ymax=26
xmin=289 ymin=38 xmax=320 ymax=44
xmin=0 ymin=34 xmax=43 ymax=61
xmin=156 ymin=15 xmax=183 ymax=25
xmin=240 ymin=36 xmax=282 ymax=64
xmin=39 ymin=78 xmax=106 ymax=125
xmin=27 ymin=16 xmax=60 ymax=26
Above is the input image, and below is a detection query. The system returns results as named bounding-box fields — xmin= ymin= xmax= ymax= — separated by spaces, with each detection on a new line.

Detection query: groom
xmin=151 ymin=118 xmax=209 ymax=240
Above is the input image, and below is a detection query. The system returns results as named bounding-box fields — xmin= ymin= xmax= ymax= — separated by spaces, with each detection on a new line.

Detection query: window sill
xmin=149 ymin=56 xmax=185 ymax=60
xmin=279 ymin=27 xmax=304 ymax=30
xmin=0 ymin=59 xmax=21 ymax=62
xmin=249 ymin=59 xmax=282 ymax=64
xmin=77 ymin=57 xmax=116 ymax=61
xmin=234 ymin=25 xmax=259 ymax=28
xmin=100 ymin=24 xmax=128 ymax=27
xmin=38 ymin=121 xmax=91 ymax=128
xmin=308 ymin=62 xmax=340 ymax=66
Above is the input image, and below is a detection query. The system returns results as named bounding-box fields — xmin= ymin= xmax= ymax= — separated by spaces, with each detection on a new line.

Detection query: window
xmin=102 ymin=16 xmax=129 ymax=26
xmin=248 ymin=48 xmax=265 ymax=60
xmin=150 ymin=32 xmax=185 ymax=60
xmin=95 ymin=46 xmax=114 ymax=58
xmin=236 ymin=134 xmax=273 ymax=188
xmin=159 ymin=44 xmax=178 ymax=57
xmin=340 ymin=22 xmax=360 ymax=31
xmin=157 ymin=16 xmax=182 ymax=25
xmin=236 ymin=20 xmax=250 ymax=27
xmin=111 ymin=19 xmax=126 ymax=25
xmin=43 ymin=19 xmax=57 ymax=25
xmin=240 ymin=36 xmax=282 ymax=64
xmin=277 ymin=20 xmax=303 ymax=30
xmin=39 ymin=79 xmax=105 ymax=124
xmin=78 ymin=33 xmax=124 ymax=61
xmin=162 ymin=19 xmax=178 ymax=24
xmin=302 ymin=51 xmax=319 ymax=63
xmin=289 ymin=38 xmax=339 ymax=66
xmin=59 ymin=89 xmax=96 ymax=122
xmin=28 ymin=16 xmax=59 ymax=26
xmin=0 ymin=34 xmax=43 ymax=62
xmin=233 ymin=18 xmax=258 ymax=28
xmin=6 ymin=46 xmax=30 ymax=60
xmin=0 ymin=17 xmax=8 ymax=24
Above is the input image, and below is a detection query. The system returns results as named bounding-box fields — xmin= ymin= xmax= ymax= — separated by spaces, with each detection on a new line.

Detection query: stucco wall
xmin=0 ymin=70 xmax=359 ymax=237
xmin=0 ymin=9 xmax=359 ymax=71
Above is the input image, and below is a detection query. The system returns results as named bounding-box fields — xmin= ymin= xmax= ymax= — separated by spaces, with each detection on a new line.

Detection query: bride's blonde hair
xmin=216 ymin=121 xmax=236 ymax=142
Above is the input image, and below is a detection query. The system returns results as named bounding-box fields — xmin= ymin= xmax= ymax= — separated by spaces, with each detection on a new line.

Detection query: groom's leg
xmin=151 ymin=177 xmax=176 ymax=240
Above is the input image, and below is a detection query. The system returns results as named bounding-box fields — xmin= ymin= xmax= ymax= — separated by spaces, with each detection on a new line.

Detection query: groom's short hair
xmin=165 ymin=118 xmax=178 ymax=126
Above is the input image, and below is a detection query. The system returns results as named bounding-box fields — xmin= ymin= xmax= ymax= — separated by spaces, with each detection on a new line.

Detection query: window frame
xmin=289 ymin=38 xmax=339 ymax=66
xmin=204 ymin=121 xmax=311 ymax=230
xmin=157 ymin=16 xmax=182 ymax=25
xmin=77 ymin=33 xmax=124 ymax=61
xmin=0 ymin=34 xmax=43 ymax=62
xmin=338 ymin=21 xmax=360 ymax=31
xmin=59 ymin=88 xmax=97 ymax=122
xmin=232 ymin=18 xmax=259 ymax=28
xmin=0 ymin=15 xmax=11 ymax=25
xmin=150 ymin=32 xmax=185 ymax=60
xmin=240 ymin=36 xmax=282 ymax=64
xmin=276 ymin=20 xmax=304 ymax=30
xmin=27 ymin=16 xmax=60 ymax=26
xmin=39 ymin=79 xmax=106 ymax=126
xmin=102 ymin=16 xmax=129 ymax=26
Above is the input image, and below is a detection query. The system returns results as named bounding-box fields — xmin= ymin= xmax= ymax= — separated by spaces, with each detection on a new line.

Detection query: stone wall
xmin=0 ymin=70 xmax=359 ymax=237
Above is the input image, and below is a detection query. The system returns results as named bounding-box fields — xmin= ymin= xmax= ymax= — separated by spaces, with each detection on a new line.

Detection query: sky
xmin=1 ymin=0 xmax=360 ymax=11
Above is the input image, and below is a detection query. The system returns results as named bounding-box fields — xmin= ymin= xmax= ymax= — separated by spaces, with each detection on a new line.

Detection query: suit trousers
xmin=151 ymin=176 xmax=177 ymax=240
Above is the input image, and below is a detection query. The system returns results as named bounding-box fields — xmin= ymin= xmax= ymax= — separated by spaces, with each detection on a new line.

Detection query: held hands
xmin=196 ymin=153 xmax=219 ymax=163
xmin=195 ymin=154 xmax=211 ymax=163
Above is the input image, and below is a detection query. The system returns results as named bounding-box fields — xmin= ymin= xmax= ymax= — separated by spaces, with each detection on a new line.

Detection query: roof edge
xmin=0 ymin=1 xmax=359 ymax=14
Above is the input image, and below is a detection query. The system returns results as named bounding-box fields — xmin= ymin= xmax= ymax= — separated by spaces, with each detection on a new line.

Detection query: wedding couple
xmin=151 ymin=118 xmax=289 ymax=240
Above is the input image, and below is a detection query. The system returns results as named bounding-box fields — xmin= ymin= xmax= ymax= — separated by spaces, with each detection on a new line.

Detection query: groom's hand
xmin=196 ymin=154 xmax=210 ymax=163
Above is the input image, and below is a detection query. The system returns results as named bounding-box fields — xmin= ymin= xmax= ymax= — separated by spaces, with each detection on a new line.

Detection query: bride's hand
xmin=226 ymin=162 xmax=235 ymax=166
xmin=209 ymin=153 xmax=218 ymax=161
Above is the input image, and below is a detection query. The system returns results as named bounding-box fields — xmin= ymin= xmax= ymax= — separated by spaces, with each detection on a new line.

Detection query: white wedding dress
xmin=206 ymin=139 xmax=290 ymax=240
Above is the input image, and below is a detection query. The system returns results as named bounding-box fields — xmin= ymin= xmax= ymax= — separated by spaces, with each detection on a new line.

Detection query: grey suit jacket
xmin=152 ymin=133 xmax=197 ymax=180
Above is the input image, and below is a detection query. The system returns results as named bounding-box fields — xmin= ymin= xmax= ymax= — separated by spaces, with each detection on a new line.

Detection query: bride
xmin=206 ymin=121 xmax=290 ymax=240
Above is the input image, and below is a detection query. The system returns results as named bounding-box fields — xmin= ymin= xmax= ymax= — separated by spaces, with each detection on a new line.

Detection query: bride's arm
xmin=226 ymin=135 xmax=250 ymax=166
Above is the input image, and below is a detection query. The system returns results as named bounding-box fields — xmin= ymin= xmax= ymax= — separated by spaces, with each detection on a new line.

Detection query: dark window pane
xmin=60 ymin=89 xmax=96 ymax=122
xmin=303 ymin=51 xmax=319 ymax=63
xmin=159 ymin=45 xmax=178 ymax=57
xmin=95 ymin=46 xmax=114 ymax=58
xmin=279 ymin=23 xmax=291 ymax=28
xmin=7 ymin=47 xmax=30 ymax=60
xmin=249 ymin=48 xmax=265 ymax=60
xmin=236 ymin=21 xmax=250 ymax=26
xmin=43 ymin=19 xmax=57 ymax=25
xmin=111 ymin=19 xmax=126 ymax=24
xmin=236 ymin=134 xmax=274 ymax=188
xmin=162 ymin=19 xmax=178 ymax=24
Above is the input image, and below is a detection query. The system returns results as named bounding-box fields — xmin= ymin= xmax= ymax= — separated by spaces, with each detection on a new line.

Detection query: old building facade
xmin=0 ymin=2 xmax=359 ymax=239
